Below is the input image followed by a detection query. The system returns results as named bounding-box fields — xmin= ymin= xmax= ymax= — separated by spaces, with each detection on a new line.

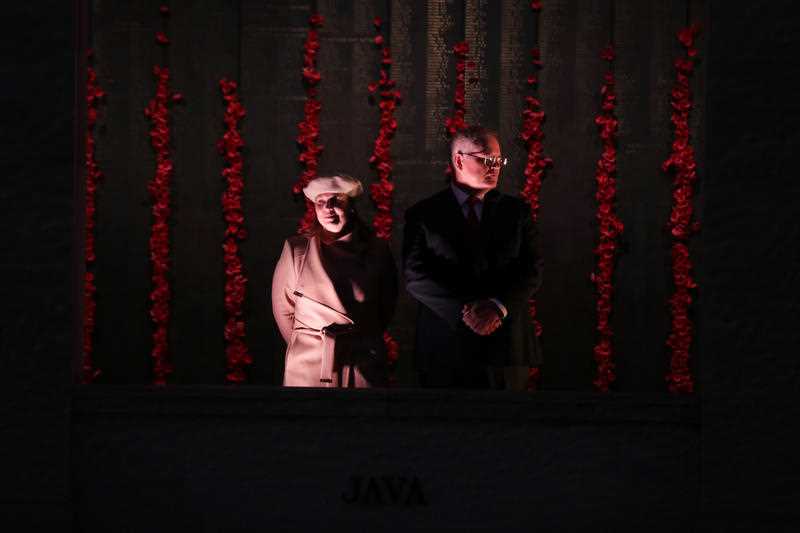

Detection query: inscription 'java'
xmin=341 ymin=476 xmax=428 ymax=506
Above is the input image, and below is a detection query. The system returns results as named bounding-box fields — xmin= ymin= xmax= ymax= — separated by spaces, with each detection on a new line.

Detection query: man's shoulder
xmin=405 ymin=188 xmax=453 ymax=218
xmin=487 ymin=190 xmax=530 ymax=215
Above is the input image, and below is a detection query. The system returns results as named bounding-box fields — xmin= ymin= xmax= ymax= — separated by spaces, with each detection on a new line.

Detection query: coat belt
xmin=289 ymin=324 xmax=335 ymax=384
xmin=319 ymin=327 xmax=336 ymax=384
xmin=291 ymin=290 xmax=355 ymax=385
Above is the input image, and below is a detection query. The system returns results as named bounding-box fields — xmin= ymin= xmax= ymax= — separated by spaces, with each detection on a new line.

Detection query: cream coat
xmin=271 ymin=232 xmax=397 ymax=387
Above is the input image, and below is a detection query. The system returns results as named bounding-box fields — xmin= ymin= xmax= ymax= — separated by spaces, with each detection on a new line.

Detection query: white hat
xmin=302 ymin=175 xmax=364 ymax=201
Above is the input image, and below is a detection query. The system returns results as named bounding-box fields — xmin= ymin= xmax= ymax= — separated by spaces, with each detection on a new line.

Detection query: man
xmin=402 ymin=126 xmax=543 ymax=389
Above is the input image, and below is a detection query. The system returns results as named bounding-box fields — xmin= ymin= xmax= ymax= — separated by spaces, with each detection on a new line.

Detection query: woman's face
xmin=314 ymin=193 xmax=350 ymax=234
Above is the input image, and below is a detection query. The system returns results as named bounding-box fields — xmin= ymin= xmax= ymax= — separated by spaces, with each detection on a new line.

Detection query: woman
xmin=271 ymin=174 xmax=398 ymax=387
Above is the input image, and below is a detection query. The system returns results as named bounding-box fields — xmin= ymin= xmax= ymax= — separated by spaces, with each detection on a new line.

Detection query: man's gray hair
xmin=449 ymin=125 xmax=499 ymax=154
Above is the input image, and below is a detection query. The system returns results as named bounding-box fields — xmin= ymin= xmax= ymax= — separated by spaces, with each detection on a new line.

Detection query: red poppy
xmin=590 ymin=44 xmax=623 ymax=392
xmin=663 ymin=26 xmax=701 ymax=393
xmin=83 ymin=60 xmax=104 ymax=382
xmin=519 ymin=4 xmax=553 ymax=351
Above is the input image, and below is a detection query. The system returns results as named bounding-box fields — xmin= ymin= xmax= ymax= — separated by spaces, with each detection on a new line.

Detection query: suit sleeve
xmin=493 ymin=204 xmax=543 ymax=315
xmin=402 ymin=208 xmax=463 ymax=329
xmin=271 ymin=240 xmax=297 ymax=343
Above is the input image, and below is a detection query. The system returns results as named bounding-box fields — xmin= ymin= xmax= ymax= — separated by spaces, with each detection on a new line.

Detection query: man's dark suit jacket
xmin=402 ymin=186 xmax=543 ymax=386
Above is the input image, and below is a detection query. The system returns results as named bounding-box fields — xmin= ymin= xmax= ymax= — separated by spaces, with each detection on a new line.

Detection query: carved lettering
xmin=342 ymin=475 xmax=428 ymax=507
xmin=341 ymin=475 xmax=362 ymax=504
xmin=362 ymin=477 xmax=384 ymax=505
xmin=405 ymin=476 xmax=428 ymax=506
xmin=381 ymin=476 xmax=408 ymax=504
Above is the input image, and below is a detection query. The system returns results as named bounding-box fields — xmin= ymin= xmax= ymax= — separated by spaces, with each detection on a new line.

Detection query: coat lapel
xmin=479 ymin=190 xmax=502 ymax=249
xmin=480 ymin=189 xmax=501 ymax=228
xmin=441 ymin=187 xmax=468 ymax=243
xmin=296 ymin=236 xmax=350 ymax=317
xmin=440 ymin=186 xmax=500 ymax=274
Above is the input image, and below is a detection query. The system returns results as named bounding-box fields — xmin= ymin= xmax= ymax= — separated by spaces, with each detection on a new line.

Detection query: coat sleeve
xmin=493 ymin=204 xmax=543 ymax=315
xmin=402 ymin=208 xmax=463 ymax=329
xmin=271 ymin=240 xmax=297 ymax=343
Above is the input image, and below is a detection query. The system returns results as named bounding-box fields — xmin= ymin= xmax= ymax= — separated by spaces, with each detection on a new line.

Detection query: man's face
xmin=453 ymin=136 xmax=502 ymax=194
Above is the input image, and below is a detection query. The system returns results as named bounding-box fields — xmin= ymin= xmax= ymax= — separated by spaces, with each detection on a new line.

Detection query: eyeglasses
xmin=458 ymin=151 xmax=509 ymax=169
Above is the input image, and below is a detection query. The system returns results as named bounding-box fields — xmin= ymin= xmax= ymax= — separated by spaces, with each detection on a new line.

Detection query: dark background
xmin=88 ymin=0 xmax=703 ymax=390
xmin=2 ymin=0 xmax=799 ymax=531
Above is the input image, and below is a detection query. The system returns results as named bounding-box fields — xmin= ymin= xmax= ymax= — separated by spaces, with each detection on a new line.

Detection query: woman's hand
xmin=322 ymin=322 xmax=358 ymax=337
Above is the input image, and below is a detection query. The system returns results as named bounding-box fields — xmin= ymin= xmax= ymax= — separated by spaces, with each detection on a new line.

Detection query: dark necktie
xmin=465 ymin=195 xmax=481 ymax=236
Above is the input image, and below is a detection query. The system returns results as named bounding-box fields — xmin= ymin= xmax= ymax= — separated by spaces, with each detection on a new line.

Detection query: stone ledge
xmin=69 ymin=386 xmax=699 ymax=425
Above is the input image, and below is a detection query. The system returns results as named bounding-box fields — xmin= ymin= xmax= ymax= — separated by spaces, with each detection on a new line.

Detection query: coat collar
xmin=443 ymin=185 xmax=501 ymax=227
xmin=437 ymin=186 xmax=499 ymax=263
